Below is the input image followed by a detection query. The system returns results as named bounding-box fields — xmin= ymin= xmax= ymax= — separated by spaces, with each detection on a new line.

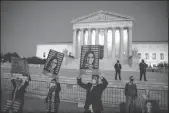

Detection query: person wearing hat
xmin=139 ymin=59 xmax=148 ymax=81
xmin=77 ymin=73 xmax=108 ymax=113
xmin=45 ymin=77 xmax=61 ymax=113
xmin=125 ymin=76 xmax=137 ymax=113
xmin=114 ymin=60 xmax=122 ymax=80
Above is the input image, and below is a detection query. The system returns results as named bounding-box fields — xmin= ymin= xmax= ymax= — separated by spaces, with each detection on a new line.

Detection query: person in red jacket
xmin=77 ymin=73 xmax=108 ymax=113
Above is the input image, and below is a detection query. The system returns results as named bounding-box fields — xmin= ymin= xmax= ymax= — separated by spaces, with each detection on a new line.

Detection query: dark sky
xmin=1 ymin=1 xmax=168 ymax=57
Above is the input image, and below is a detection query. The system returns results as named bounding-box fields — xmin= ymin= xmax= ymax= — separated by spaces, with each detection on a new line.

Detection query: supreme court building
xmin=71 ymin=11 xmax=133 ymax=64
xmin=36 ymin=11 xmax=168 ymax=66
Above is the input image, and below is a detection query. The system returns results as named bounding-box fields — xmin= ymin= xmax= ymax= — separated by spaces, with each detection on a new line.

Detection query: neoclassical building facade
xmin=36 ymin=11 xmax=168 ymax=66
xmin=71 ymin=11 xmax=134 ymax=64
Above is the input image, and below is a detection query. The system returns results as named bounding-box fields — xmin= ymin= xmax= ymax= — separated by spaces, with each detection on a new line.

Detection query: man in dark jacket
xmin=77 ymin=73 xmax=108 ymax=113
xmin=125 ymin=76 xmax=137 ymax=113
xmin=139 ymin=60 xmax=148 ymax=81
xmin=11 ymin=73 xmax=30 ymax=113
xmin=45 ymin=77 xmax=61 ymax=113
xmin=114 ymin=60 xmax=122 ymax=80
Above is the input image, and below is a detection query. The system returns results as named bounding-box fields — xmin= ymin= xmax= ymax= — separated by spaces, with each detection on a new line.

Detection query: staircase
xmin=62 ymin=57 xmax=138 ymax=71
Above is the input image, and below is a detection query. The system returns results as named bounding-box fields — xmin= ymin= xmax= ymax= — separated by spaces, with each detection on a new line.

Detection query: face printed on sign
xmin=43 ymin=50 xmax=64 ymax=76
xmin=146 ymin=102 xmax=152 ymax=113
xmin=87 ymin=53 xmax=94 ymax=65
xmin=80 ymin=45 xmax=99 ymax=75
xmin=50 ymin=59 xmax=58 ymax=70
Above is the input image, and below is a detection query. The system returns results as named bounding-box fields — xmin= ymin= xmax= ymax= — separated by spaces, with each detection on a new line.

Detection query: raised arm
xmin=100 ymin=76 xmax=108 ymax=90
xmin=11 ymin=79 xmax=16 ymax=88
xmin=125 ymin=83 xmax=128 ymax=97
xmin=77 ymin=75 xmax=89 ymax=90
xmin=135 ymin=84 xmax=137 ymax=98
xmin=56 ymin=83 xmax=61 ymax=92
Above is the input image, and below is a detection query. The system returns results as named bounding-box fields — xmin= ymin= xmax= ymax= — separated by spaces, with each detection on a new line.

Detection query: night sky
xmin=1 ymin=1 xmax=168 ymax=57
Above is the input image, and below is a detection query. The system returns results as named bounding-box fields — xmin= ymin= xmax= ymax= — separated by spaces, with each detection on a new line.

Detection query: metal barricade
xmin=1 ymin=77 xmax=168 ymax=110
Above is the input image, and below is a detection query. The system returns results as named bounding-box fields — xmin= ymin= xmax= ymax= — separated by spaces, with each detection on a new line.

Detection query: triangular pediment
xmin=71 ymin=10 xmax=134 ymax=24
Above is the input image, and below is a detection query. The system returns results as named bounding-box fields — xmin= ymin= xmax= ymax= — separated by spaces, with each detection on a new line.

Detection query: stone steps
xmin=63 ymin=58 xmax=136 ymax=71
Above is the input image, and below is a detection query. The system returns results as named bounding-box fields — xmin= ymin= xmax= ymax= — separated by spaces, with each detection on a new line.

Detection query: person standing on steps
xmin=139 ymin=59 xmax=148 ymax=81
xmin=114 ymin=60 xmax=122 ymax=80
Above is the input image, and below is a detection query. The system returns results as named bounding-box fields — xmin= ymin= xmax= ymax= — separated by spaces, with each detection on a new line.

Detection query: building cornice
xmin=73 ymin=21 xmax=133 ymax=30
xmin=37 ymin=41 xmax=168 ymax=46
xmin=71 ymin=10 xmax=134 ymax=24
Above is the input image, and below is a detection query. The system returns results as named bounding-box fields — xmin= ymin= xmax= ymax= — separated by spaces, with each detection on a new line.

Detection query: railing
xmin=146 ymin=67 xmax=168 ymax=74
xmin=1 ymin=78 xmax=168 ymax=109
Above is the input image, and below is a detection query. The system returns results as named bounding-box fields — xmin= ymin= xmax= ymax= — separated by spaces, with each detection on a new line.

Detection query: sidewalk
xmin=1 ymin=91 xmax=118 ymax=113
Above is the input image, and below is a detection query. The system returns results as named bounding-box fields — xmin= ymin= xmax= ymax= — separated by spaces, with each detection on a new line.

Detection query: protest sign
xmin=43 ymin=49 xmax=64 ymax=78
xmin=80 ymin=45 xmax=100 ymax=75
xmin=11 ymin=57 xmax=29 ymax=75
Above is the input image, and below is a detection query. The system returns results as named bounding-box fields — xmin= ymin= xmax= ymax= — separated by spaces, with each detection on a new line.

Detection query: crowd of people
xmin=6 ymin=70 xmax=155 ymax=113
xmin=4 ymin=56 xmax=160 ymax=113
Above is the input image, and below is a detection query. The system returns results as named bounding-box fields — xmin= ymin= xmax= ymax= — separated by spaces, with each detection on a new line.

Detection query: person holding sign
xmin=45 ymin=77 xmax=61 ymax=113
xmin=4 ymin=57 xmax=31 ymax=113
xmin=77 ymin=72 xmax=108 ymax=113
xmin=10 ymin=73 xmax=30 ymax=113
xmin=83 ymin=51 xmax=96 ymax=69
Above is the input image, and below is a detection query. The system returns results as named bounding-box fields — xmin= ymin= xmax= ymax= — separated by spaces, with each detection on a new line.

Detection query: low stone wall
xmin=1 ymin=63 xmax=43 ymax=68
xmin=29 ymin=64 xmax=42 ymax=68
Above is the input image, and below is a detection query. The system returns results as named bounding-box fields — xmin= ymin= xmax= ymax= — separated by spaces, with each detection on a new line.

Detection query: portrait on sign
xmin=43 ymin=49 xmax=64 ymax=77
xmin=80 ymin=45 xmax=100 ymax=75
xmin=82 ymin=51 xmax=96 ymax=69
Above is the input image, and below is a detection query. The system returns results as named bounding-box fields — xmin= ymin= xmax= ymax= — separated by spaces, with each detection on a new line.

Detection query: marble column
xmin=104 ymin=28 xmax=108 ymax=59
xmin=83 ymin=29 xmax=87 ymax=45
xmin=112 ymin=28 xmax=116 ymax=59
xmin=73 ymin=29 xmax=77 ymax=58
xmin=79 ymin=28 xmax=84 ymax=58
xmin=128 ymin=27 xmax=132 ymax=57
xmin=88 ymin=28 xmax=91 ymax=45
xmin=77 ymin=30 xmax=81 ymax=58
xmin=80 ymin=29 xmax=84 ymax=45
xmin=95 ymin=28 xmax=99 ymax=45
xmin=120 ymin=27 xmax=124 ymax=63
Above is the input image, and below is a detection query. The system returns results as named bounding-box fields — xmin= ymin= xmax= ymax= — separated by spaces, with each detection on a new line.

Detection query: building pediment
xmin=71 ymin=10 xmax=134 ymax=24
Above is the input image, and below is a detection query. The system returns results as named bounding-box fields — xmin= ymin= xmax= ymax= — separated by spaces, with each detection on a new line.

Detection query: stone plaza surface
xmin=1 ymin=91 xmax=117 ymax=113
xmin=1 ymin=89 xmax=168 ymax=113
